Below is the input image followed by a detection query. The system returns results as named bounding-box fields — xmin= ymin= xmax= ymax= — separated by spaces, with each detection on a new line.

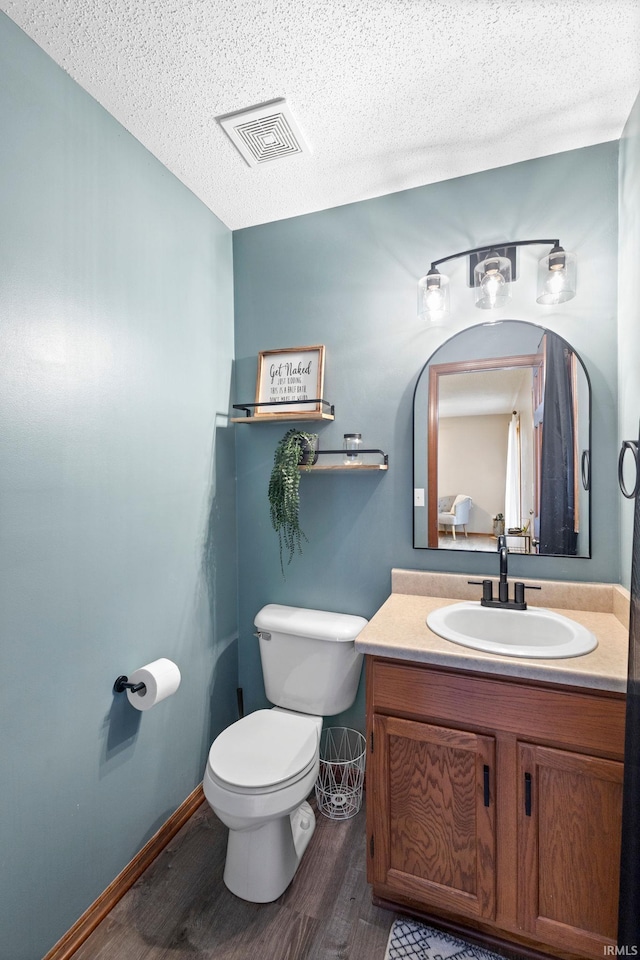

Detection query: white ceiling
xmin=2 ymin=0 xmax=639 ymax=230
xmin=439 ymin=367 xmax=533 ymax=419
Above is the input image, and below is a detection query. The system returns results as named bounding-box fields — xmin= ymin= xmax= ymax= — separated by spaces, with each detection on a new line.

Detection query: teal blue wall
xmin=0 ymin=7 xmax=632 ymax=957
xmin=618 ymin=89 xmax=640 ymax=589
xmin=233 ymin=142 xmax=620 ymax=727
xmin=0 ymin=14 xmax=237 ymax=960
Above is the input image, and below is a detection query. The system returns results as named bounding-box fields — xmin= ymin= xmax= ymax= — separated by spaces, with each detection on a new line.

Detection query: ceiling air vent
xmin=216 ymin=99 xmax=310 ymax=168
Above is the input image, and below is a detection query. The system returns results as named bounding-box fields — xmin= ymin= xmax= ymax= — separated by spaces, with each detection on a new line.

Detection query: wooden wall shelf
xmin=231 ymin=399 xmax=335 ymax=423
xmin=231 ymin=411 xmax=334 ymax=423
xmin=302 ymin=463 xmax=388 ymax=472
xmin=301 ymin=449 xmax=389 ymax=472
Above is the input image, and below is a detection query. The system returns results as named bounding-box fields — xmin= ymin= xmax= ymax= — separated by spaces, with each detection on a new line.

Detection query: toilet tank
xmin=254 ymin=604 xmax=367 ymax=715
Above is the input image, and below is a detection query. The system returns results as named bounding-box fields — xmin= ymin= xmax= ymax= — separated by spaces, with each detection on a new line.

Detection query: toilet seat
xmin=207 ymin=709 xmax=320 ymax=794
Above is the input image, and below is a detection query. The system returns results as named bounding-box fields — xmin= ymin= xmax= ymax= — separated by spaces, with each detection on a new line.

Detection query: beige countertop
xmin=355 ymin=570 xmax=630 ymax=693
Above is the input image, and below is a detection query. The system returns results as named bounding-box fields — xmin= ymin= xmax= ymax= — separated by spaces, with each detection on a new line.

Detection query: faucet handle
xmin=468 ymin=579 xmax=494 ymax=602
xmin=514 ymin=582 xmax=542 ymax=605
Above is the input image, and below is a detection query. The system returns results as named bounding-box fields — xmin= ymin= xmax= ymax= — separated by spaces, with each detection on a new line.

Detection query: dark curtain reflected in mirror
xmin=539 ymin=335 xmax=578 ymax=555
xmin=413 ymin=320 xmax=591 ymax=558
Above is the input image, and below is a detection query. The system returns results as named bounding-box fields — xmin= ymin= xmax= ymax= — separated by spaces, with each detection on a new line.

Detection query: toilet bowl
xmin=203 ymin=708 xmax=322 ymax=902
xmin=203 ymin=603 xmax=367 ymax=903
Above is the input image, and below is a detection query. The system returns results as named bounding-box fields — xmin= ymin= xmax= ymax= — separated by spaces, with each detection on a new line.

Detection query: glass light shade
xmin=474 ymin=253 xmax=512 ymax=309
xmin=536 ymin=248 xmax=577 ymax=304
xmin=418 ymin=270 xmax=450 ymax=324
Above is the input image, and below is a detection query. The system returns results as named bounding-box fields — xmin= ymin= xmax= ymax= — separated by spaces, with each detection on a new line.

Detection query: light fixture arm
xmin=429 ymin=238 xmax=560 ymax=272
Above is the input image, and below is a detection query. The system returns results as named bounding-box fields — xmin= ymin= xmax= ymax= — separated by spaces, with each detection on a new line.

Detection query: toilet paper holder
xmin=114 ymin=675 xmax=147 ymax=694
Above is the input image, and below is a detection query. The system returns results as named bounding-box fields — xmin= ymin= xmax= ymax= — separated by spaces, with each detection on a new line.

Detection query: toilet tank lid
xmin=254 ymin=604 xmax=368 ymax=642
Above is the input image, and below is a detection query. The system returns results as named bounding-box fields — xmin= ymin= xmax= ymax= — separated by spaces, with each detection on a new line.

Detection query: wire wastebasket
xmin=315 ymin=727 xmax=366 ymax=820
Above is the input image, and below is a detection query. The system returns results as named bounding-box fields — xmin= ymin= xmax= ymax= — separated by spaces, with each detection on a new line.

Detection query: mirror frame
xmin=413 ymin=319 xmax=592 ymax=558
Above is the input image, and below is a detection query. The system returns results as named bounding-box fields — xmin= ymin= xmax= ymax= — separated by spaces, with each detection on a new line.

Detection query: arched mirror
xmin=413 ymin=320 xmax=591 ymax=557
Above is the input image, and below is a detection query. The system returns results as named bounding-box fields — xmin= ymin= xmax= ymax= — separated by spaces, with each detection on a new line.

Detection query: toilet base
xmin=223 ymin=800 xmax=316 ymax=903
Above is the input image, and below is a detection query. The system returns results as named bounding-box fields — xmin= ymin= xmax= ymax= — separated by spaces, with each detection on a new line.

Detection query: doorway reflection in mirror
xmin=413 ymin=320 xmax=590 ymax=558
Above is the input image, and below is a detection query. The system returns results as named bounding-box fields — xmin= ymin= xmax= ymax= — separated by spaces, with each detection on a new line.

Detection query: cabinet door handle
xmin=483 ymin=764 xmax=490 ymax=807
xmin=524 ymin=772 xmax=532 ymax=817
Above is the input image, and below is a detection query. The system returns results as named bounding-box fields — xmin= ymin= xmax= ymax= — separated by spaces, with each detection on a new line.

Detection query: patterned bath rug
xmin=384 ymin=918 xmax=508 ymax=960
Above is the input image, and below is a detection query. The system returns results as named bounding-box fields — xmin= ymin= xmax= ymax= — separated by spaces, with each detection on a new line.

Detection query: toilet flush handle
xmin=253 ymin=631 xmax=271 ymax=641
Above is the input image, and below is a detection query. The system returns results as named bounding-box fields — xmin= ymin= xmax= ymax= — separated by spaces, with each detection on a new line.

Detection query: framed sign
xmin=255 ymin=345 xmax=326 ymax=416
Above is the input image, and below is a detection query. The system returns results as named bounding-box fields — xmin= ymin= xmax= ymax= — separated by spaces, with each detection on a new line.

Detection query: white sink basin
xmin=426 ymin=602 xmax=598 ymax=659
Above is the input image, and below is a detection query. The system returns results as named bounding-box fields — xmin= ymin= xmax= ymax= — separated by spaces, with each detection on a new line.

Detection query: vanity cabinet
xmin=366 ymin=656 xmax=625 ymax=960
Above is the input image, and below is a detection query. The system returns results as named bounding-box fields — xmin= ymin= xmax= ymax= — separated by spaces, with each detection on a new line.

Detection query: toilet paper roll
xmin=126 ymin=658 xmax=181 ymax=711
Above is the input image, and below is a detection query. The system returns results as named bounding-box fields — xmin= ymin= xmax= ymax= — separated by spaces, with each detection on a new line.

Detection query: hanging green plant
xmin=268 ymin=428 xmax=318 ymax=573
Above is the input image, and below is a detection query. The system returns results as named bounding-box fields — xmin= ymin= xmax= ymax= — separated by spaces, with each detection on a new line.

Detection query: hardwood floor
xmin=72 ymin=796 xmax=394 ymax=960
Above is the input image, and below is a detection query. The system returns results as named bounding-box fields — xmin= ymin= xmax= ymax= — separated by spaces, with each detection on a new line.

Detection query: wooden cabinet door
xmin=517 ymin=742 xmax=623 ymax=959
xmin=370 ymin=714 xmax=496 ymax=920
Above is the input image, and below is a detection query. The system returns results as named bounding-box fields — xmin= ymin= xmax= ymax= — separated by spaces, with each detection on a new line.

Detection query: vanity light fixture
xmin=417 ymin=268 xmax=450 ymax=325
xmin=474 ymin=250 xmax=512 ymax=310
xmin=536 ymin=243 xmax=577 ymax=304
xmin=418 ymin=239 xmax=576 ymax=323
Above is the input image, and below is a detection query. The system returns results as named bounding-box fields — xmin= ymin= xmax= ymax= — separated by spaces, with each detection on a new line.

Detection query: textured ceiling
xmin=2 ymin=0 xmax=639 ymax=230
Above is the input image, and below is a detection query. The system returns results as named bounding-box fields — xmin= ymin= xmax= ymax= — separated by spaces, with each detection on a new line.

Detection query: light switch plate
xmin=414 ymin=488 xmax=425 ymax=507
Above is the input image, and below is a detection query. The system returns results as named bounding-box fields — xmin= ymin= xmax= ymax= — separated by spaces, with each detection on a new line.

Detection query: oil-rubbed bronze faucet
xmin=498 ymin=534 xmax=509 ymax=602
xmin=468 ymin=536 xmax=541 ymax=610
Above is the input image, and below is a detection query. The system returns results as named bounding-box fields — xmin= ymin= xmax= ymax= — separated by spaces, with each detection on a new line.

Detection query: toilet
xmin=203 ymin=603 xmax=367 ymax=903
